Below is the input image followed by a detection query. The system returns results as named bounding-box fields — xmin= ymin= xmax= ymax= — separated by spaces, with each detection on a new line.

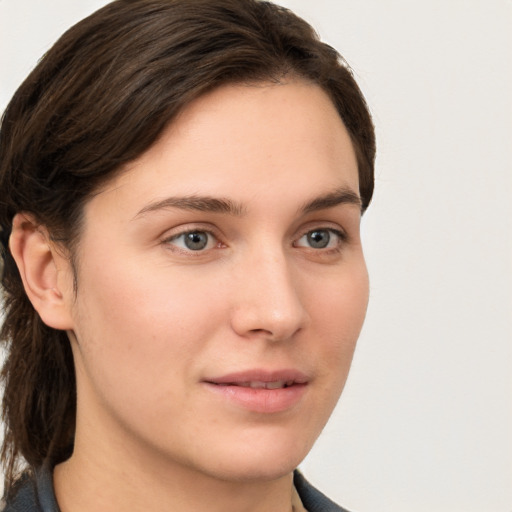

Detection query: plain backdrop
xmin=1 ymin=1 xmax=511 ymax=511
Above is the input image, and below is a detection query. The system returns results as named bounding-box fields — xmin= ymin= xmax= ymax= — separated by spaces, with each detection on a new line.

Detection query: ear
xmin=9 ymin=213 xmax=75 ymax=330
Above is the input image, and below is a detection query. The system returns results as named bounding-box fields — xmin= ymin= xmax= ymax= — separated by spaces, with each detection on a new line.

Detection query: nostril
xmin=229 ymin=273 xmax=308 ymax=340
xmin=247 ymin=328 xmax=278 ymax=340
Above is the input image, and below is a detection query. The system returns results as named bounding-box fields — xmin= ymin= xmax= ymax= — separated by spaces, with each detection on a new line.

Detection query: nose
xmin=229 ymin=249 xmax=309 ymax=342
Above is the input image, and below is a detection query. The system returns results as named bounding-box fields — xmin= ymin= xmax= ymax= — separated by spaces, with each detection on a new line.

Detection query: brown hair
xmin=0 ymin=0 xmax=375 ymax=493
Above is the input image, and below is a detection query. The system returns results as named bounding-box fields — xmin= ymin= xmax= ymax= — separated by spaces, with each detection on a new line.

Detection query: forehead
xmin=84 ymin=80 xmax=359 ymax=220
xmin=163 ymin=79 xmax=356 ymax=174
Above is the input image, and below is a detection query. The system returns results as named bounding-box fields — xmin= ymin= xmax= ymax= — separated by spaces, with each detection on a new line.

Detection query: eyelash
xmin=162 ymin=226 xmax=348 ymax=255
xmin=163 ymin=226 xmax=222 ymax=254
xmin=293 ymin=228 xmax=347 ymax=252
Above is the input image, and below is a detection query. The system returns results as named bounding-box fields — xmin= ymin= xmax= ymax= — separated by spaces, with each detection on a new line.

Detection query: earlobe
xmin=9 ymin=213 xmax=75 ymax=330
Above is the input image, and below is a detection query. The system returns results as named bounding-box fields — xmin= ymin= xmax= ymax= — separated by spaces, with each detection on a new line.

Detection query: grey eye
xmin=168 ymin=230 xmax=215 ymax=251
xmin=295 ymin=228 xmax=344 ymax=250
xmin=183 ymin=231 xmax=209 ymax=250
xmin=306 ymin=230 xmax=331 ymax=249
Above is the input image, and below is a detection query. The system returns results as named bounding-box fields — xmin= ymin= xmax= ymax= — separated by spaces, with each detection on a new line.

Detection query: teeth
xmin=265 ymin=381 xmax=286 ymax=389
xmin=220 ymin=380 xmax=299 ymax=389
xmin=234 ymin=380 xmax=288 ymax=389
xmin=249 ymin=381 xmax=266 ymax=389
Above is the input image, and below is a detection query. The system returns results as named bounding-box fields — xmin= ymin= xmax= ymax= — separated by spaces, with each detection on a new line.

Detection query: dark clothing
xmin=293 ymin=471 xmax=350 ymax=512
xmin=1 ymin=466 xmax=58 ymax=512
xmin=2 ymin=465 xmax=349 ymax=512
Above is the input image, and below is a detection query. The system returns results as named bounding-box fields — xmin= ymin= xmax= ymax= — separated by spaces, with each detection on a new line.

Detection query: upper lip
xmin=203 ymin=369 xmax=309 ymax=386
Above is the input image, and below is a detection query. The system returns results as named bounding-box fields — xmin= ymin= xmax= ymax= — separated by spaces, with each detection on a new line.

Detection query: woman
xmin=0 ymin=1 xmax=375 ymax=510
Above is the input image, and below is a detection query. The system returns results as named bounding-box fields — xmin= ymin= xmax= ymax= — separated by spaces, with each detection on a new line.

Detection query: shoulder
xmin=3 ymin=466 xmax=348 ymax=512
xmin=294 ymin=470 xmax=352 ymax=512
xmin=1 ymin=472 xmax=40 ymax=512
xmin=1 ymin=465 xmax=59 ymax=512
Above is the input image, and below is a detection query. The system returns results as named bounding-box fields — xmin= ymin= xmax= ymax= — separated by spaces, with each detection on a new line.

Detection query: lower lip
xmin=203 ymin=383 xmax=308 ymax=414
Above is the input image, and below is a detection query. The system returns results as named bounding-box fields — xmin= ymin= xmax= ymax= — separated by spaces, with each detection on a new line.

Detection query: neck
xmin=54 ymin=421 xmax=295 ymax=512
xmin=55 ymin=363 xmax=299 ymax=512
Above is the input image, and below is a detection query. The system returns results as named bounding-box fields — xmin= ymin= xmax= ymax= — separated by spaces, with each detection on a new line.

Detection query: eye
xmin=295 ymin=228 xmax=345 ymax=250
xmin=166 ymin=230 xmax=217 ymax=251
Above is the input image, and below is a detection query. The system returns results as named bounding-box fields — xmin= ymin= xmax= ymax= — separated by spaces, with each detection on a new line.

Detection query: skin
xmin=14 ymin=80 xmax=369 ymax=512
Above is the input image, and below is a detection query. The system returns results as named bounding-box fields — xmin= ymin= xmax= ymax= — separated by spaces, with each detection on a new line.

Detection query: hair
xmin=0 ymin=0 xmax=375 ymax=493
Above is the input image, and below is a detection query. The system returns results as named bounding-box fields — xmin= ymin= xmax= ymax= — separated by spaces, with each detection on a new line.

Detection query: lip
xmin=202 ymin=368 xmax=309 ymax=414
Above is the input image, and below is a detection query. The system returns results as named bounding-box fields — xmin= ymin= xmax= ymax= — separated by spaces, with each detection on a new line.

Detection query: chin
xmin=194 ymin=431 xmax=313 ymax=483
xmin=209 ymin=459 xmax=299 ymax=484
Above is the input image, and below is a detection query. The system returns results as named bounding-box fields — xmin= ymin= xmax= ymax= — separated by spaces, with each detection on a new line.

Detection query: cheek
xmin=305 ymin=262 xmax=369 ymax=374
xmin=70 ymin=258 xmax=222 ymax=402
xmin=310 ymin=259 xmax=369 ymax=334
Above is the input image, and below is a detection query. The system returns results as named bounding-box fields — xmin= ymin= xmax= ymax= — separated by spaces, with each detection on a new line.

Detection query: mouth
xmin=204 ymin=368 xmax=308 ymax=387
xmin=203 ymin=369 xmax=309 ymax=413
xmin=213 ymin=380 xmax=299 ymax=390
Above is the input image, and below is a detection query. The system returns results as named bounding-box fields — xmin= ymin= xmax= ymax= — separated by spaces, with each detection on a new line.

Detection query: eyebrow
xmin=300 ymin=187 xmax=362 ymax=214
xmin=134 ymin=186 xmax=361 ymax=220
xmin=134 ymin=195 xmax=246 ymax=218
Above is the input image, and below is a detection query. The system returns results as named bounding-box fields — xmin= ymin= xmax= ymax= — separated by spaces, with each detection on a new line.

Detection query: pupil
xmin=308 ymin=230 xmax=330 ymax=249
xmin=185 ymin=232 xmax=208 ymax=250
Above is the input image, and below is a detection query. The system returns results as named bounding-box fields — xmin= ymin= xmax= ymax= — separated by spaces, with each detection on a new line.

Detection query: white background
xmin=1 ymin=1 xmax=511 ymax=511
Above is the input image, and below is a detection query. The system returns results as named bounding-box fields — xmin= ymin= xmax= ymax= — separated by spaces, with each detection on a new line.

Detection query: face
xmin=63 ymin=80 xmax=369 ymax=482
